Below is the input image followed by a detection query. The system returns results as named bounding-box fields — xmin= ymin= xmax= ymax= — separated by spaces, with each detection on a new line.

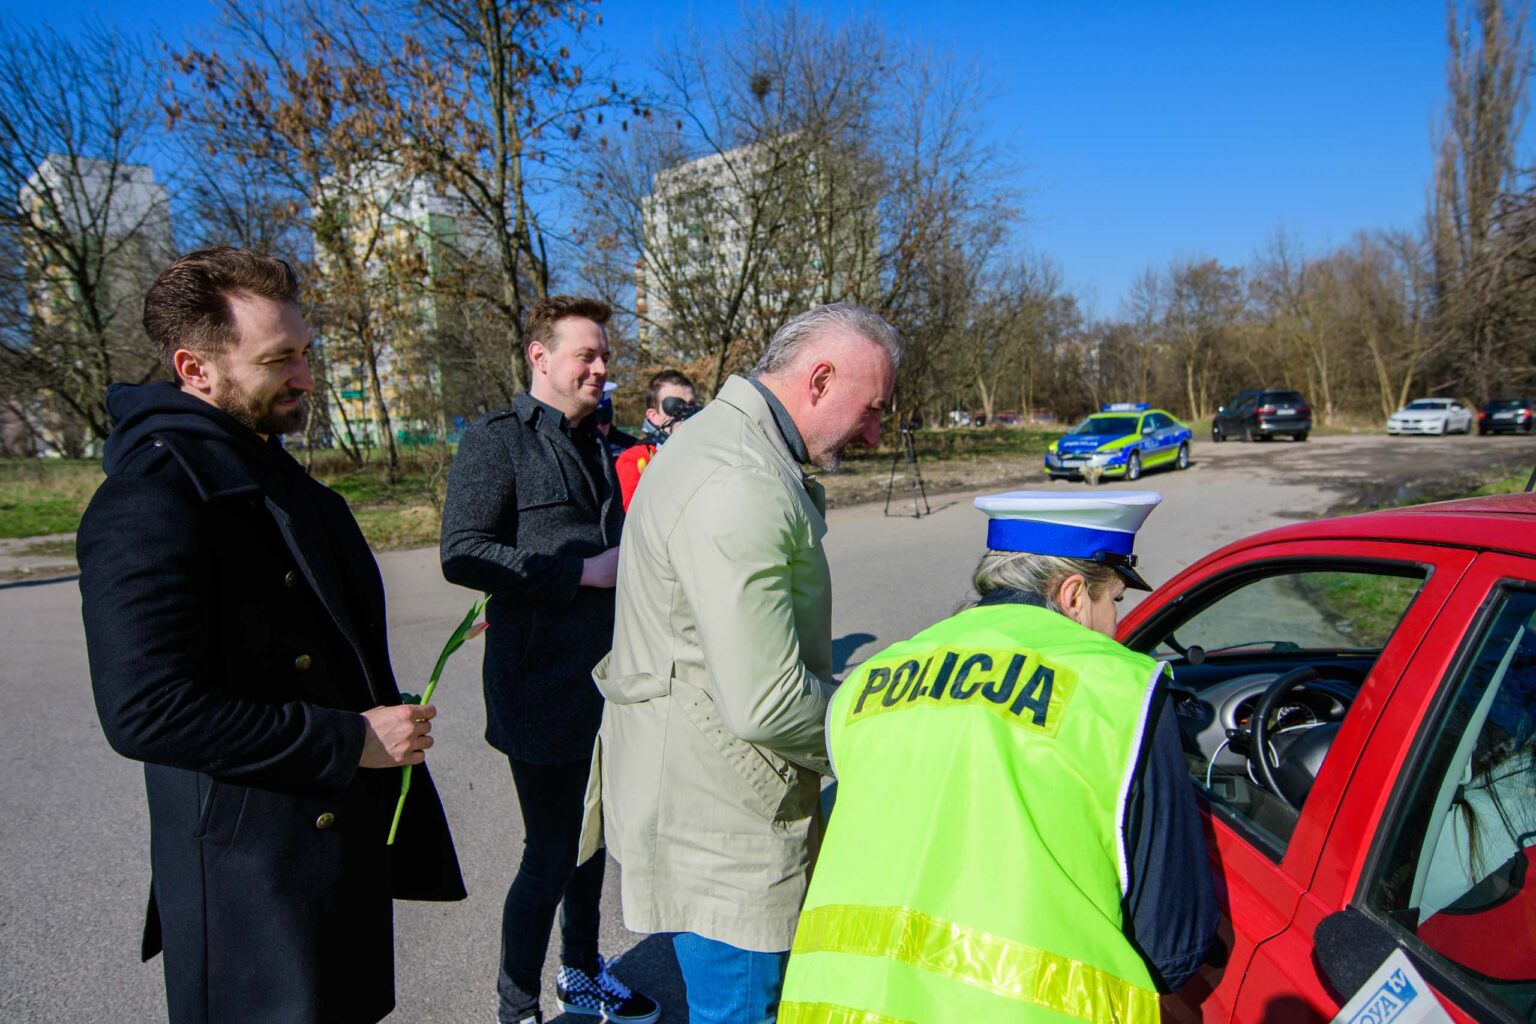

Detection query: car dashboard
xmin=1161 ymin=654 xmax=1375 ymax=846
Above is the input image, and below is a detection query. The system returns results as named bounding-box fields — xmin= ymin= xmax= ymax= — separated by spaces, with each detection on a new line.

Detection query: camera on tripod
xmin=884 ymin=415 xmax=931 ymax=518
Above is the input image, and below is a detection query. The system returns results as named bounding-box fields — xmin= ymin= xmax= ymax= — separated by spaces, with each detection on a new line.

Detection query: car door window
xmin=1148 ymin=566 xmax=1427 ymax=854
xmin=1364 ymin=585 xmax=1536 ymax=1022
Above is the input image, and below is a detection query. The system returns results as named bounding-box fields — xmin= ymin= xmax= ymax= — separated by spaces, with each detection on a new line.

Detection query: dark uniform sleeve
xmin=439 ymin=419 xmax=583 ymax=602
xmin=79 ymin=471 xmax=366 ymax=791
xmin=1121 ymin=690 xmax=1220 ymax=992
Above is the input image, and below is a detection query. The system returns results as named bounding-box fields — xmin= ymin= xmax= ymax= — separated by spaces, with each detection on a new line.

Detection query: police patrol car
xmin=1044 ymin=403 xmax=1193 ymax=482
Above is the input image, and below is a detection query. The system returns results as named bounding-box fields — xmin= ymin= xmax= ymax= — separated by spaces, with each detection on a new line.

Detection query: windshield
xmin=1487 ymin=399 xmax=1529 ymax=411
xmin=1405 ymin=400 xmax=1448 ymax=411
xmin=1263 ymin=392 xmax=1304 ymax=405
xmin=1150 ymin=569 xmax=1426 ymax=666
xmin=1070 ymin=416 xmax=1138 ymax=436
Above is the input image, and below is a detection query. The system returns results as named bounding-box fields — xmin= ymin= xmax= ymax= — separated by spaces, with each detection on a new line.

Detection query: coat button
xmin=294 ymin=654 xmax=313 ymax=672
xmin=152 ymin=439 xmax=164 ymax=447
xmin=315 ymin=812 xmax=335 ymax=830
xmin=283 ymin=570 xmax=299 ymax=588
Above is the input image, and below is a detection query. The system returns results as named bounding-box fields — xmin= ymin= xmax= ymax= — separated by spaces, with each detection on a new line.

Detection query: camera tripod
xmin=883 ymin=421 xmax=931 ymax=518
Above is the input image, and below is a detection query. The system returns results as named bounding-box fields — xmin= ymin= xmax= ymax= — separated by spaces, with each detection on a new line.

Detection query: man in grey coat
xmin=588 ymin=304 xmax=901 ymax=1024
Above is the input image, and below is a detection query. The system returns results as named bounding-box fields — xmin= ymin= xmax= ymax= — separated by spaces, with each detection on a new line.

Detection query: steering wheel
xmin=1247 ymin=665 xmax=1365 ymax=811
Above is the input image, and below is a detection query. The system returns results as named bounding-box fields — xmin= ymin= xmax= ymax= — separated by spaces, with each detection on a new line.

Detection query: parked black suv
xmin=1479 ymin=397 xmax=1535 ymax=435
xmin=1211 ymin=388 xmax=1312 ymax=442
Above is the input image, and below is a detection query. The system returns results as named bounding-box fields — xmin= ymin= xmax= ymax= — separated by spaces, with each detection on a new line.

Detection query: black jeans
xmin=497 ymin=757 xmax=605 ymax=1021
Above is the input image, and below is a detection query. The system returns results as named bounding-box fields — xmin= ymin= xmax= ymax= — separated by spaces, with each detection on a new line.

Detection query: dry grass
xmin=804 ymin=428 xmax=1058 ymax=509
xmin=0 ymin=428 xmax=1057 ymax=549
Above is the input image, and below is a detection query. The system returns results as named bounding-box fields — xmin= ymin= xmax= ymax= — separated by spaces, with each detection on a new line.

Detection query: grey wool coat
xmin=585 ymin=374 xmax=835 ymax=953
xmin=440 ymin=393 xmax=623 ymax=764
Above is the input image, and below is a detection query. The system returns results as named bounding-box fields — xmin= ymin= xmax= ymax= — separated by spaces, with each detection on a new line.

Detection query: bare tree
xmin=1252 ymin=230 xmax=1347 ymax=425
xmin=583 ymin=5 xmax=1018 ymax=414
xmin=1163 ymin=259 xmax=1244 ymax=422
xmin=1338 ymin=232 xmax=1442 ymax=418
xmin=399 ymin=0 xmax=635 ymax=400
xmin=0 ymin=19 xmax=170 ymax=448
xmin=1429 ymin=0 xmax=1530 ymax=401
xmin=583 ymin=7 xmax=885 ymax=394
xmin=169 ymin=0 xmax=426 ymax=475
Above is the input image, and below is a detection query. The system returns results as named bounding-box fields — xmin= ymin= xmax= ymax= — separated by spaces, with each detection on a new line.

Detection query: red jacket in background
xmin=615 ymin=442 xmax=658 ymax=512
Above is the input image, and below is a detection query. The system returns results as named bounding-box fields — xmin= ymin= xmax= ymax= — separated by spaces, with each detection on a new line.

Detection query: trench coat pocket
xmin=676 ymin=688 xmax=813 ymax=823
xmin=591 ymin=650 xmax=669 ymax=704
xmin=577 ymin=736 xmax=604 ymax=865
xmin=193 ymin=778 xmax=248 ymax=845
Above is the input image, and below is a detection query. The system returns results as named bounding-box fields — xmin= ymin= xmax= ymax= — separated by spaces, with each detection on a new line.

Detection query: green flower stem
xmin=387 ymin=594 xmax=489 ymax=845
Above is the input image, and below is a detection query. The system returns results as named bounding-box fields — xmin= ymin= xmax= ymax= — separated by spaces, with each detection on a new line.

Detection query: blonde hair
xmin=972 ymin=550 xmax=1121 ymax=611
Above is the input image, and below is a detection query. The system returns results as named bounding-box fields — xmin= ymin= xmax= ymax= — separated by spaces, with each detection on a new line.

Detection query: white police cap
xmin=973 ymin=490 xmax=1163 ymax=590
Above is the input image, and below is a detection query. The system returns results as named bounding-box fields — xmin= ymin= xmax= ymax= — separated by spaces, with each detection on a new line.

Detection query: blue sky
xmin=4 ymin=0 xmax=1468 ymax=316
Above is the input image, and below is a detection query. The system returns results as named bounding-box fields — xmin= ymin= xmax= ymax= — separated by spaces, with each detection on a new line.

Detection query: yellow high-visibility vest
xmin=780 ymin=602 xmax=1166 ymax=1024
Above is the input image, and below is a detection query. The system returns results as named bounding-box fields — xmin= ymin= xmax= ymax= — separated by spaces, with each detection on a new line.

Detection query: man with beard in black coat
xmin=77 ymin=247 xmax=465 ymax=1024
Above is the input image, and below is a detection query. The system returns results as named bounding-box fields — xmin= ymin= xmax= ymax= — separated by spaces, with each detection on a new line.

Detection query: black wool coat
xmin=78 ymin=383 xmax=465 ymax=1024
xmin=440 ymin=393 xmax=622 ymax=763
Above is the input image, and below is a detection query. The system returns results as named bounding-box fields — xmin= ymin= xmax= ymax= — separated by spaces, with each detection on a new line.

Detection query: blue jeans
xmin=671 ymin=932 xmax=789 ymax=1024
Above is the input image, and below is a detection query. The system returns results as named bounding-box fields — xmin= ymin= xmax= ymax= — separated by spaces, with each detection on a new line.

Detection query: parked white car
xmin=1387 ymin=398 xmax=1474 ymax=435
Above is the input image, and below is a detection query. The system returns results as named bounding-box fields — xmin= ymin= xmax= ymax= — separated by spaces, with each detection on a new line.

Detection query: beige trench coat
xmin=583 ymin=374 xmax=834 ymax=953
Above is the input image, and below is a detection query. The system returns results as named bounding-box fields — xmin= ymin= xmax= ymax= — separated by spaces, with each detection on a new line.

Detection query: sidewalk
xmin=0 ymin=533 xmax=78 ymax=585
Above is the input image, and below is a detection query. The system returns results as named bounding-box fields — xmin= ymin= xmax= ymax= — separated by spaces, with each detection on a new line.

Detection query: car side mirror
xmin=1313 ymin=907 xmax=1399 ymax=1001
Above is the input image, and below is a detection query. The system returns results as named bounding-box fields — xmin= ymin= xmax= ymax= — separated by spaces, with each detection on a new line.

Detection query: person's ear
xmin=644 ymin=407 xmax=662 ymax=427
xmin=527 ymin=340 xmax=547 ymax=373
xmin=173 ymin=349 xmax=215 ymax=395
xmin=807 ymin=360 xmax=835 ymax=405
xmin=1056 ymin=574 xmax=1090 ymax=626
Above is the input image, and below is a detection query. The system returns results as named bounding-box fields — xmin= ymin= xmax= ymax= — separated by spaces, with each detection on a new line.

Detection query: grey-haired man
xmin=588 ymin=304 xmax=901 ymax=1023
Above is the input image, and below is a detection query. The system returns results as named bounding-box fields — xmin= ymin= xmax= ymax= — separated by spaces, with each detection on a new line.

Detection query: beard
xmin=813 ymin=448 xmax=844 ymax=471
xmin=214 ymin=377 xmax=309 ymax=437
xmin=806 ymin=423 xmax=867 ymax=471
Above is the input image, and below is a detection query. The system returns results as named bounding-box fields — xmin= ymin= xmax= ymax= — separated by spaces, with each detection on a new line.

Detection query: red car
xmin=1118 ymin=491 xmax=1536 ymax=1024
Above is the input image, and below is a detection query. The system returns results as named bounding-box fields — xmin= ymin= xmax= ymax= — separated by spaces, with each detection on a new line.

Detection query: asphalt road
xmin=1 ymin=431 xmax=1531 ymax=1023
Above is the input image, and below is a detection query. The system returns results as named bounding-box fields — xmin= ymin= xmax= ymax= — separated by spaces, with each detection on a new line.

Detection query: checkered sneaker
xmin=555 ymin=957 xmax=660 ymax=1024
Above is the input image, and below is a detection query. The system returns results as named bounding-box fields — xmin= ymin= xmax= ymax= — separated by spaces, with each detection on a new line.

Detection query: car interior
xmin=1130 ymin=563 xmax=1536 ymax=1018
xmin=1366 ymin=586 xmax=1536 ymax=1020
xmin=1125 ymin=560 xmax=1428 ymax=852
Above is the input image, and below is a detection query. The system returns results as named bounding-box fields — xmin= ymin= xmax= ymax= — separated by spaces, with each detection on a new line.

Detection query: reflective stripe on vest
xmin=790 ymin=905 xmax=1159 ymax=1024
xmin=779 ymin=1003 xmax=917 ymax=1024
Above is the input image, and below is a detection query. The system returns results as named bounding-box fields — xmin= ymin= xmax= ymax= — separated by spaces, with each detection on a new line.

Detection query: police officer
xmin=779 ymin=491 xmax=1218 ymax=1023
xmin=595 ymin=380 xmax=643 ymax=459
